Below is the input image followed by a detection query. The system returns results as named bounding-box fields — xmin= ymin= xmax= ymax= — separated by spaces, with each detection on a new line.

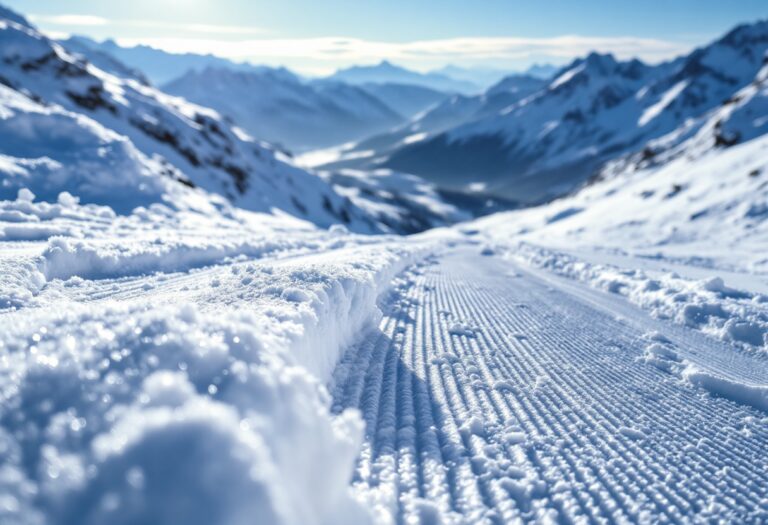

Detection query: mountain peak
xmin=0 ymin=4 xmax=31 ymax=27
xmin=719 ymin=18 xmax=768 ymax=48
xmin=584 ymin=52 xmax=619 ymax=71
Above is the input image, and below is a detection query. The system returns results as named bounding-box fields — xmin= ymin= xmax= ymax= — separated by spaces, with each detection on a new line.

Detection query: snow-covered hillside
xmin=0 ymin=9 xmax=370 ymax=230
xmin=319 ymin=169 xmax=494 ymax=234
xmin=163 ymin=67 xmax=405 ymax=151
xmin=474 ymin=126 xmax=768 ymax=274
xmin=0 ymin=83 xmax=209 ymax=214
xmin=384 ymin=21 xmax=768 ymax=203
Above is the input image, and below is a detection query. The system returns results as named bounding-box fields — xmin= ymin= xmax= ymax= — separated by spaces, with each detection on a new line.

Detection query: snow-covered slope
xmin=55 ymin=36 xmax=149 ymax=85
xmin=0 ymin=9 xmax=369 ymax=229
xmin=614 ymin=56 xmax=768 ymax=174
xmin=384 ymin=21 xmax=768 ymax=204
xmin=320 ymin=169 xmax=476 ymax=234
xmin=0 ymin=83 xmax=215 ymax=215
xmin=474 ymin=114 xmax=768 ymax=275
xmin=162 ymin=67 xmax=404 ymax=151
xmin=327 ymin=60 xmax=479 ymax=94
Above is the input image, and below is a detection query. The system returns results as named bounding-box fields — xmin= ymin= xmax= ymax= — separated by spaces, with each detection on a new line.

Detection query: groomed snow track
xmin=331 ymin=248 xmax=768 ymax=524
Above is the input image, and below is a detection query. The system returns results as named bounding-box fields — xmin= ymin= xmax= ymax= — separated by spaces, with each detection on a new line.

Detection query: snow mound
xmin=513 ymin=244 xmax=768 ymax=350
xmin=0 ymin=201 xmax=425 ymax=523
xmin=0 ymin=303 xmax=371 ymax=525
xmin=682 ymin=365 xmax=768 ymax=412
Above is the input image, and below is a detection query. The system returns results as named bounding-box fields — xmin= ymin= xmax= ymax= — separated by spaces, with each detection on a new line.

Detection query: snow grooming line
xmin=331 ymin=248 xmax=768 ymax=523
xmin=0 ymin=237 xmax=430 ymax=524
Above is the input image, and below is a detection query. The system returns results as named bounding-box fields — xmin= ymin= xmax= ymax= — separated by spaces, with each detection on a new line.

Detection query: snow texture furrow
xmin=332 ymin=249 xmax=768 ymax=524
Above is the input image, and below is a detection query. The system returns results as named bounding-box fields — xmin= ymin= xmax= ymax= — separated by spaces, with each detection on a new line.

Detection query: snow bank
xmin=0 ymin=186 xmax=426 ymax=524
xmin=682 ymin=365 xmax=768 ymax=412
xmin=38 ymin=236 xmax=298 ymax=281
xmin=0 ymin=303 xmax=372 ymax=525
xmin=514 ymin=244 xmax=768 ymax=350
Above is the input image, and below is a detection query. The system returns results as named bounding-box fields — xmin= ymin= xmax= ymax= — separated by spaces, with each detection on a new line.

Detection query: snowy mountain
xmin=0 ymin=8 xmax=369 ymax=229
xmin=61 ymin=36 xmax=262 ymax=85
xmin=162 ymin=67 xmax=404 ymax=151
xmin=309 ymin=73 xmax=547 ymax=172
xmin=0 ymin=82 xmax=208 ymax=215
xmin=477 ymin=122 xmax=768 ymax=274
xmin=382 ymin=22 xmax=768 ymax=203
xmin=327 ymin=60 xmax=480 ymax=94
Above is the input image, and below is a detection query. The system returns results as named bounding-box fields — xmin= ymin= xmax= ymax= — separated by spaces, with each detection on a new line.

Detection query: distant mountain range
xmin=8 ymin=2 xmax=768 ymax=234
xmin=308 ymin=73 xmax=548 ymax=173
xmin=62 ymin=36 xmax=262 ymax=85
xmin=524 ymin=63 xmax=560 ymax=79
xmin=162 ymin=67 xmax=407 ymax=151
xmin=0 ymin=8 xmax=371 ymax=229
xmin=318 ymin=21 xmax=768 ymax=204
xmin=326 ymin=60 xmax=482 ymax=94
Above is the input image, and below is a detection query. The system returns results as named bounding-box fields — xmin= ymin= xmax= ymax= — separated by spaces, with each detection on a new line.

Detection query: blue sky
xmin=8 ymin=0 xmax=768 ymax=74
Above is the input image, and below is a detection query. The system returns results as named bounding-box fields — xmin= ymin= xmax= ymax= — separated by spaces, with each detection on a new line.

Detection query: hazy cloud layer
xmin=33 ymin=13 xmax=694 ymax=74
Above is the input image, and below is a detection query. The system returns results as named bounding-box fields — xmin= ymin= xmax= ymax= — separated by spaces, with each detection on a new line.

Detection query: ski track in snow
xmin=331 ymin=248 xmax=768 ymax=524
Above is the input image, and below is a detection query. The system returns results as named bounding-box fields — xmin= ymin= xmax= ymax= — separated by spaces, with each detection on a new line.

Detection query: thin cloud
xmin=31 ymin=14 xmax=269 ymax=35
xmin=115 ymin=34 xmax=692 ymax=66
xmin=31 ymin=14 xmax=109 ymax=26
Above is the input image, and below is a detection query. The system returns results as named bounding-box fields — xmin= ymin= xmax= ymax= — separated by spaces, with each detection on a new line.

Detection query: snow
xmin=473 ymin=123 xmax=768 ymax=275
xmin=319 ymin=169 xmax=471 ymax=234
xmin=1 ymin=4 xmax=768 ymax=524
xmin=402 ymin=132 xmax=427 ymax=144
xmin=548 ymin=63 xmax=585 ymax=90
xmin=0 ymin=190 xmax=431 ymax=524
xmin=332 ymin=248 xmax=768 ymax=523
xmin=508 ymin=244 xmax=768 ymax=349
xmin=682 ymin=365 xmax=768 ymax=412
xmin=0 ymin=302 xmax=372 ymax=525
xmin=638 ymin=79 xmax=688 ymax=126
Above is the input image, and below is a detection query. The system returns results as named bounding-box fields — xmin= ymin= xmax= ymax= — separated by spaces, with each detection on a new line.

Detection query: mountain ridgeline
xmin=319 ymin=21 xmax=768 ymax=204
